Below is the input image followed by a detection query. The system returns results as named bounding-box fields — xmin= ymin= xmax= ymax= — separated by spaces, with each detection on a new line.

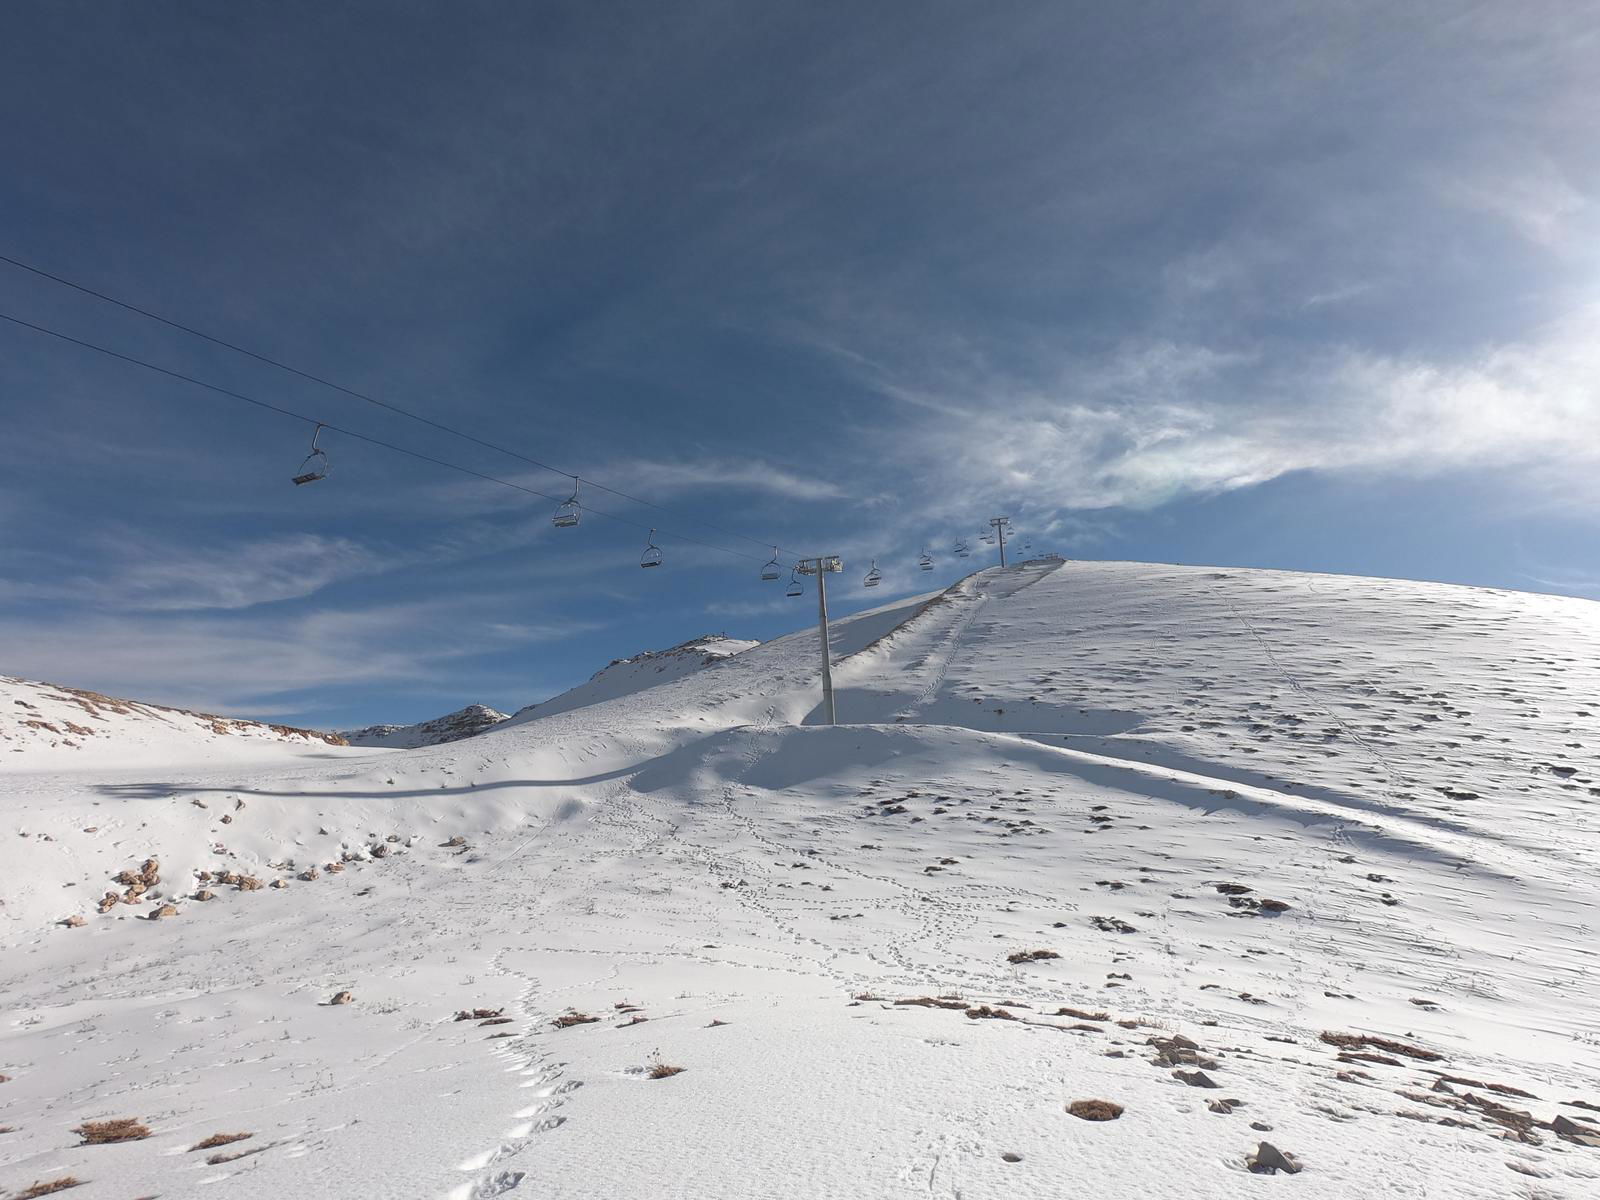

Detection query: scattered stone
xmin=441 ymin=835 xmax=467 ymax=847
xmin=1259 ymin=899 xmax=1291 ymax=913
xmin=1321 ymin=1031 xmax=1441 ymax=1061
xmin=235 ymin=876 xmax=262 ymax=892
xmin=455 ymin=1008 xmax=504 ymax=1021
xmin=1551 ymin=1114 xmax=1600 ymax=1147
xmin=151 ymin=904 xmax=178 ymax=919
xmin=1066 ymin=1099 xmax=1124 ymax=1121
xmin=1091 ymin=916 xmax=1137 ymax=933
xmin=298 ymin=868 xmax=320 ymax=881
xmin=269 ymin=879 xmax=289 ymax=889
xmin=329 ymin=991 xmax=354 ymax=1006
xmin=1209 ymin=1098 xmax=1243 ymax=1114
xmin=59 ymin=915 xmax=86 ymax=928
xmin=193 ymin=890 xmax=216 ymax=902
xmin=1247 ymin=1142 xmax=1302 ymax=1175
xmin=1000 ymin=1151 xmax=1023 ymax=1162
xmin=1215 ymin=883 xmax=1252 ymax=895
xmin=1174 ymin=1069 xmax=1221 ymax=1088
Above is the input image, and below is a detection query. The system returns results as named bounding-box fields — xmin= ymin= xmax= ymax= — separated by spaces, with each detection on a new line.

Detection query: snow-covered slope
xmin=0 ymin=674 xmax=351 ymax=767
xmin=339 ymin=703 xmax=510 ymax=748
xmin=506 ymin=632 xmax=758 ymax=724
xmin=2 ymin=562 xmax=1598 ymax=1200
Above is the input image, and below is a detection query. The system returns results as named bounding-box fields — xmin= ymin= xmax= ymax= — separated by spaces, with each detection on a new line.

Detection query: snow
xmin=0 ymin=675 xmax=363 ymax=768
xmin=504 ymin=632 xmax=759 ymax=725
xmin=2 ymin=561 xmax=1598 ymax=1199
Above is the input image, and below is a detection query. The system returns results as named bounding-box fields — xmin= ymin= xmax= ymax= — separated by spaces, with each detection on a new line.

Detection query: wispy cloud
xmin=0 ymin=598 xmax=593 ymax=717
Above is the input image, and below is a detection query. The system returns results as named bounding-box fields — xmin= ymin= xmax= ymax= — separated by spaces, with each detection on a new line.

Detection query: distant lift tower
xmin=989 ymin=516 xmax=1013 ymax=567
xmin=796 ymin=555 xmax=844 ymax=725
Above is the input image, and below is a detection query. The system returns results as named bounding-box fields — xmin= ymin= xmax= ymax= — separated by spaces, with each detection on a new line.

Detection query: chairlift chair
xmin=552 ymin=478 xmax=582 ymax=528
xmin=640 ymin=528 xmax=663 ymax=568
xmin=760 ymin=548 xmax=782 ymax=582
xmin=863 ymin=559 xmax=881 ymax=588
xmin=918 ymin=549 xmax=934 ymax=571
xmin=954 ymin=539 xmax=970 ymax=558
xmin=291 ymin=424 xmax=329 ymax=486
xmin=786 ymin=566 xmax=804 ymax=598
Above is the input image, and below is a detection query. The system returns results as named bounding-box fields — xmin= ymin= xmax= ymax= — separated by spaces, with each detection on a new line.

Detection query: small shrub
xmin=190 ymin=1131 xmax=252 ymax=1151
xmin=646 ymin=1048 xmax=685 ymax=1080
xmin=1067 ymin=1099 xmax=1124 ymax=1121
xmin=75 ymin=1118 xmax=151 ymax=1144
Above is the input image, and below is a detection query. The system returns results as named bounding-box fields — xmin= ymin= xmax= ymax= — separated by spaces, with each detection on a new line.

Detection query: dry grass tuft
xmin=964 ymin=1005 xmax=1018 ymax=1021
xmin=648 ymin=1062 xmax=685 ymax=1079
xmin=74 ymin=1117 xmax=151 ymax=1144
xmin=1066 ymin=1099 xmax=1124 ymax=1121
xmin=1007 ymin=949 xmax=1061 ymax=964
xmin=894 ymin=996 xmax=968 ymax=1011
xmin=190 ymin=1131 xmax=252 ymax=1152
xmin=454 ymin=1007 xmax=504 ymax=1021
xmin=552 ymin=1012 xmax=600 ymax=1028
xmin=16 ymin=1178 xmax=84 ymax=1198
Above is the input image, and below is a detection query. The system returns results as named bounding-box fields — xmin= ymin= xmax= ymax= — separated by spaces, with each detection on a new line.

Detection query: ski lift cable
xmin=0 ymin=308 xmax=775 ymax=566
xmin=0 ymin=251 xmax=805 ymax=560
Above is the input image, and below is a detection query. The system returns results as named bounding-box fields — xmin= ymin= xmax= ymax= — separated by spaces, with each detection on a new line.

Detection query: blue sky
xmin=2 ymin=1 xmax=1597 ymax=728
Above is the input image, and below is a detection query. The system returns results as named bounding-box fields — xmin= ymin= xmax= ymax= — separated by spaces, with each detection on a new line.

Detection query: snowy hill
xmin=0 ymin=674 xmax=350 ymax=767
xmin=339 ymin=703 xmax=510 ymax=748
xmin=506 ymin=632 xmax=758 ymax=724
xmin=2 ymin=562 xmax=1598 ymax=1200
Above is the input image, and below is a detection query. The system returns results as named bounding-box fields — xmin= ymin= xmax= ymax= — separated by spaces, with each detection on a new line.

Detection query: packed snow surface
xmin=2 ymin=561 xmax=1599 ymax=1199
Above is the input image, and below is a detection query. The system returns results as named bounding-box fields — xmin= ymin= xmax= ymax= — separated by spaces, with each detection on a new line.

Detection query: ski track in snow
xmin=3 ymin=560 xmax=1600 ymax=1198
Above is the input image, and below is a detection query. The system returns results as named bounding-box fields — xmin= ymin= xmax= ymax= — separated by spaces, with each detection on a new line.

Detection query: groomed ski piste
xmin=2 ymin=560 xmax=1598 ymax=1199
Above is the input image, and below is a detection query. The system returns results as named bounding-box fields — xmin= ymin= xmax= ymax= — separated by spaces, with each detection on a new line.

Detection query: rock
xmin=298 ymin=868 xmax=320 ymax=881
xmin=325 ymin=861 xmax=344 ymax=873
xmin=151 ymin=903 xmax=178 ymax=919
xmin=1174 ymin=1069 xmax=1221 ymax=1088
xmin=220 ymin=814 xmax=233 ymax=824
xmin=1259 ymin=899 xmax=1291 ymax=913
xmin=1250 ymin=1121 xmax=1273 ymax=1132
xmin=370 ymin=844 xmax=389 ymax=858
xmin=194 ymin=890 xmax=216 ymax=901
xmin=235 ymin=876 xmax=262 ymax=891
xmin=269 ymin=879 xmax=289 ymax=889
xmin=441 ymin=835 xmax=466 ymax=847
xmin=1066 ymin=1099 xmax=1124 ymax=1121
xmin=140 ymin=857 xmax=160 ymax=885
xmin=1209 ymin=1098 xmax=1242 ymax=1114
xmin=97 ymin=892 xmax=119 ymax=913
xmin=1550 ymin=1115 xmax=1600 ymax=1147
xmin=329 ymin=991 xmax=354 ymax=1005
xmin=1247 ymin=1142 xmax=1302 ymax=1175
xmin=60 ymin=914 xmax=86 ymax=927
